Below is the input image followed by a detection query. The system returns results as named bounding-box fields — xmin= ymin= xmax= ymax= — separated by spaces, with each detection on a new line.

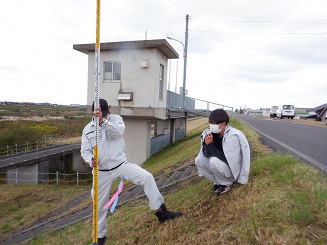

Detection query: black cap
xmin=92 ymin=98 xmax=109 ymax=117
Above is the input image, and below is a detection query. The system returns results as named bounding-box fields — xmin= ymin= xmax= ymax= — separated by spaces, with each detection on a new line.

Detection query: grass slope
xmin=1 ymin=118 xmax=327 ymax=244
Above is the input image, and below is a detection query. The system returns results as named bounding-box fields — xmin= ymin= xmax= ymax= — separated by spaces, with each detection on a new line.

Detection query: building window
xmin=150 ymin=121 xmax=157 ymax=137
xmin=104 ymin=62 xmax=121 ymax=82
xmin=159 ymin=64 xmax=164 ymax=100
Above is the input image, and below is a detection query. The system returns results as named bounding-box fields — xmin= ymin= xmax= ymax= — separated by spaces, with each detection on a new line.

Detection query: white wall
xmin=87 ymin=48 xmax=168 ymax=110
xmin=123 ymin=118 xmax=150 ymax=164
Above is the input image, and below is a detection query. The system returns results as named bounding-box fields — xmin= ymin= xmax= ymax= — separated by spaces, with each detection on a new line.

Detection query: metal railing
xmin=167 ymin=91 xmax=233 ymax=116
xmin=0 ymin=170 xmax=92 ymax=186
xmin=0 ymin=134 xmax=81 ymax=157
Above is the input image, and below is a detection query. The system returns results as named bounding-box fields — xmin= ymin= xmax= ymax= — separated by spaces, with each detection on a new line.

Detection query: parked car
xmin=269 ymin=106 xmax=278 ymax=118
xmin=276 ymin=105 xmax=295 ymax=119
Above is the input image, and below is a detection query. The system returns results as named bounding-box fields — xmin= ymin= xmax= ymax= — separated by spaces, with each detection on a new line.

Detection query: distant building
xmin=253 ymin=108 xmax=267 ymax=116
xmin=23 ymin=102 xmax=37 ymax=106
xmin=306 ymin=103 xmax=327 ymax=121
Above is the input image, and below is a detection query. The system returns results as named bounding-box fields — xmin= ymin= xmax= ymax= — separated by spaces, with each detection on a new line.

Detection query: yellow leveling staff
xmin=93 ymin=0 xmax=101 ymax=244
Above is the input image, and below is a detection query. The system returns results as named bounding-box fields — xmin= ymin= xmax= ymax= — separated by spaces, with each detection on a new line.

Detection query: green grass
xmin=0 ymin=185 xmax=89 ymax=241
xmin=1 ymin=118 xmax=327 ymax=244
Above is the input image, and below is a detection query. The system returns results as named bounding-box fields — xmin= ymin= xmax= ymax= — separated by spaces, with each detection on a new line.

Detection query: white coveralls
xmin=81 ymin=114 xmax=164 ymax=238
xmin=195 ymin=125 xmax=251 ymax=186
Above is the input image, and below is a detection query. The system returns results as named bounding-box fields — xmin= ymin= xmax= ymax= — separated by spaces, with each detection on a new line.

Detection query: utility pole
xmin=168 ymin=59 xmax=171 ymax=91
xmin=182 ymin=14 xmax=189 ymax=109
xmin=175 ymin=61 xmax=178 ymax=93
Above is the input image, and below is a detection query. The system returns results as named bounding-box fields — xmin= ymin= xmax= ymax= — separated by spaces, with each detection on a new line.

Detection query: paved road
xmin=232 ymin=113 xmax=327 ymax=173
xmin=0 ymin=144 xmax=81 ymax=171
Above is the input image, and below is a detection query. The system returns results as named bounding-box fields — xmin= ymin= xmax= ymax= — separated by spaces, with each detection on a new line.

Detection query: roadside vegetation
xmin=0 ymin=116 xmax=326 ymax=244
xmin=0 ymin=104 xmax=88 ymax=118
xmin=0 ymin=105 xmax=90 ymax=155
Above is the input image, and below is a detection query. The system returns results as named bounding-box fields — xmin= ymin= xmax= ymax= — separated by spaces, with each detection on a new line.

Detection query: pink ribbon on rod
xmin=103 ymin=176 xmax=128 ymax=213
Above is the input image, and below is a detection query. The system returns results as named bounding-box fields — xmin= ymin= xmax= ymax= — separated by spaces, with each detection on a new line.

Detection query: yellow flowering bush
xmin=32 ymin=124 xmax=58 ymax=134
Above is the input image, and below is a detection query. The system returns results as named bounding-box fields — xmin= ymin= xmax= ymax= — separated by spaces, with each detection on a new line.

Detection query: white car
xmin=276 ymin=105 xmax=295 ymax=119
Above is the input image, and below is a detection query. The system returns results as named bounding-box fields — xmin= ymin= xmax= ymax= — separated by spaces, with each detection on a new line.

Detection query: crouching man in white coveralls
xmin=195 ymin=109 xmax=251 ymax=195
xmin=81 ymin=98 xmax=182 ymax=245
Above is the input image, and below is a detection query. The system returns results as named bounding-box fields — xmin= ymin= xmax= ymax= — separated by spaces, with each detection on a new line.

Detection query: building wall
xmin=151 ymin=134 xmax=171 ymax=155
xmin=123 ymin=118 xmax=150 ymax=164
xmin=87 ymin=48 xmax=168 ymax=110
xmin=150 ymin=118 xmax=172 ymax=156
xmin=149 ymin=117 xmax=186 ymax=156
xmin=122 ymin=117 xmax=186 ymax=165
xmin=174 ymin=118 xmax=186 ymax=141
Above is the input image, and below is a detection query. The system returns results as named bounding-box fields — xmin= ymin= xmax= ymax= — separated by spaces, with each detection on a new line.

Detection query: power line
xmin=190 ymin=29 xmax=327 ymax=36
xmin=191 ymin=16 xmax=327 ymax=25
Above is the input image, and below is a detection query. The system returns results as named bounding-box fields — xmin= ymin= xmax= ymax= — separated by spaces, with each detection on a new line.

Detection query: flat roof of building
xmin=73 ymin=39 xmax=179 ymax=59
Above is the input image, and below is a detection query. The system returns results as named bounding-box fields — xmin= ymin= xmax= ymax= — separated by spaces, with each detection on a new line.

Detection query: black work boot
xmin=98 ymin=236 xmax=107 ymax=245
xmin=155 ymin=203 xmax=182 ymax=224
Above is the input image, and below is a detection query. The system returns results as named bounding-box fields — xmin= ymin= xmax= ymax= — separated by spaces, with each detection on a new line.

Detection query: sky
xmin=0 ymin=0 xmax=327 ymax=110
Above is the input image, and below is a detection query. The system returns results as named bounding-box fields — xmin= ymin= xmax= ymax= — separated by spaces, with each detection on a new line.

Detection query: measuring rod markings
xmin=93 ymin=0 xmax=101 ymax=244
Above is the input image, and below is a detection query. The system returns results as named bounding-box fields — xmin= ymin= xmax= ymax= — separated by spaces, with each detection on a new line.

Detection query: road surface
xmin=232 ymin=113 xmax=327 ymax=173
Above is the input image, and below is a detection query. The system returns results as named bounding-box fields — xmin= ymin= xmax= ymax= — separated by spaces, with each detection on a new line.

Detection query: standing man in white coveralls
xmin=195 ymin=109 xmax=251 ymax=195
xmin=81 ymin=98 xmax=182 ymax=245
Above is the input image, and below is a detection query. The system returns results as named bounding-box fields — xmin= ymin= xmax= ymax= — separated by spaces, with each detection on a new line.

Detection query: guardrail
xmin=0 ymin=135 xmax=81 ymax=157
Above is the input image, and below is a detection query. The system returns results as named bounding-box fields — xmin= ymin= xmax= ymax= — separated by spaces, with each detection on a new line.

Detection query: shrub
xmin=0 ymin=122 xmax=43 ymax=150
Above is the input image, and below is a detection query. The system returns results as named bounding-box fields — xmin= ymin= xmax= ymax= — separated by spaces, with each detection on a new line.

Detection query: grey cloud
xmin=268 ymin=39 xmax=327 ymax=64
xmin=222 ymin=57 xmax=299 ymax=84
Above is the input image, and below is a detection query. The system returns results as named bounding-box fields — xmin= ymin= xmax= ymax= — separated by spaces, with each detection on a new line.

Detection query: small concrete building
xmin=74 ymin=39 xmax=187 ymax=165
